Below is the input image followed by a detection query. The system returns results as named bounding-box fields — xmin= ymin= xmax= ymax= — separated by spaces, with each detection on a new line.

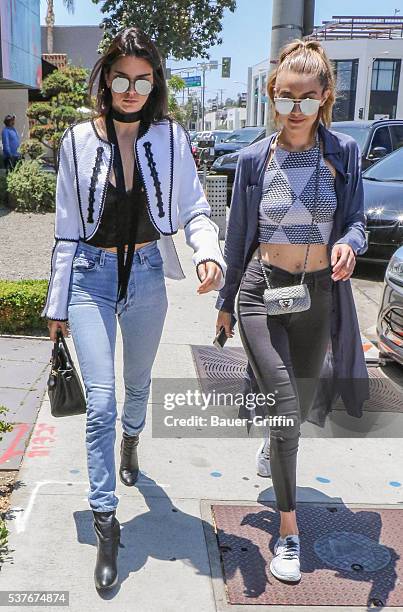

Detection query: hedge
xmin=0 ymin=280 xmax=48 ymax=334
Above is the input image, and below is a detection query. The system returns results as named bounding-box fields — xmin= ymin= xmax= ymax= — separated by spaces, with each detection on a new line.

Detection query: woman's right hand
xmin=216 ymin=310 xmax=235 ymax=339
xmin=47 ymin=320 xmax=69 ymax=342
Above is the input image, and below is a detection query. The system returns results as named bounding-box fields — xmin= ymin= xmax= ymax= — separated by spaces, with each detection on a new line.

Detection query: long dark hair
xmin=89 ymin=27 xmax=169 ymax=123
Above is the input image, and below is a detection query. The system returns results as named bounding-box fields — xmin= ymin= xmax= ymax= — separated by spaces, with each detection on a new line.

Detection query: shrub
xmin=6 ymin=160 xmax=56 ymax=212
xmin=0 ymin=280 xmax=48 ymax=334
xmin=0 ymin=174 xmax=7 ymax=207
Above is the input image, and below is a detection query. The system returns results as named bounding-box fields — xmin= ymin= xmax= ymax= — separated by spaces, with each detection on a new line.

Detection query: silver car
xmin=377 ymin=245 xmax=403 ymax=366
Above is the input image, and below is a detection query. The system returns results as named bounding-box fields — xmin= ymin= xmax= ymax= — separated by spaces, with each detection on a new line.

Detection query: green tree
xmin=92 ymin=0 xmax=236 ymax=62
xmin=167 ymin=75 xmax=186 ymax=123
xmin=45 ymin=0 xmax=75 ymax=54
xmin=25 ymin=65 xmax=89 ymax=168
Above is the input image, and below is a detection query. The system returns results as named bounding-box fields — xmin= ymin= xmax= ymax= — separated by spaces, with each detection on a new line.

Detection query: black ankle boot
xmin=93 ymin=510 xmax=120 ymax=590
xmin=119 ymin=431 xmax=140 ymax=486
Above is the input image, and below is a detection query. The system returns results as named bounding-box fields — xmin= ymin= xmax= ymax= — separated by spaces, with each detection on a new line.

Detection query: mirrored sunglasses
xmin=111 ymin=76 xmax=153 ymax=96
xmin=274 ymin=97 xmax=321 ymax=116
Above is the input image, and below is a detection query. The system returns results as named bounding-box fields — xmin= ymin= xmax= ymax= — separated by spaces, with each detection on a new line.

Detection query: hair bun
xmin=305 ymin=40 xmax=324 ymax=53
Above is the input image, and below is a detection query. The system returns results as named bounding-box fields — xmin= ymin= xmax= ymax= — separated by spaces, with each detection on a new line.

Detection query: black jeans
xmin=236 ymin=258 xmax=333 ymax=512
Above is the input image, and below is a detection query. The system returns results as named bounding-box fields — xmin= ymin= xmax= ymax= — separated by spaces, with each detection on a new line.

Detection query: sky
xmin=40 ymin=0 xmax=402 ymax=100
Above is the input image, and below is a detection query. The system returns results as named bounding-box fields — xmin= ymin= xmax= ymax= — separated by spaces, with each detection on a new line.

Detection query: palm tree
xmin=45 ymin=0 xmax=75 ymax=54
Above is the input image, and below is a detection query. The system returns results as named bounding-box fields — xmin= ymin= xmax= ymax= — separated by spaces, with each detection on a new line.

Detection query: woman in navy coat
xmin=215 ymin=39 xmax=368 ymax=583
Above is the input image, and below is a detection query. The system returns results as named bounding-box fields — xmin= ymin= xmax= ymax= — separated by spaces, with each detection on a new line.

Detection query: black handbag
xmin=47 ymin=330 xmax=87 ymax=417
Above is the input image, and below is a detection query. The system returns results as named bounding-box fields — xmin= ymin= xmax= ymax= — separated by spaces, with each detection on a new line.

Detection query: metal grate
xmin=198 ymin=174 xmax=227 ymax=239
xmin=211 ymin=503 xmax=403 ymax=607
xmin=191 ymin=345 xmax=403 ymax=413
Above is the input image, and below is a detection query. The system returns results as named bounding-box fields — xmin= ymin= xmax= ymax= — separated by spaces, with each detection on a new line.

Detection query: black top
xmin=87 ymin=181 xmax=160 ymax=247
xmin=86 ymin=114 xmax=160 ymax=306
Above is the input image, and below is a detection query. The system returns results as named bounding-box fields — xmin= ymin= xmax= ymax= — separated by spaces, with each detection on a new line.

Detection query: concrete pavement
xmin=1 ymin=231 xmax=402 ymax=611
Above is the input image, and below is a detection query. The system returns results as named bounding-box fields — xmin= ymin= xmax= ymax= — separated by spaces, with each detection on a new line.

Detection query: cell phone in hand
xmin=213 ymin=314 xmax=237 ymax=349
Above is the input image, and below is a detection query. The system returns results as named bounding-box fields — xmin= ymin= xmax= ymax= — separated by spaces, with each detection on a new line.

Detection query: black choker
xmin=110 ymin=107 xmax=143 ymax=123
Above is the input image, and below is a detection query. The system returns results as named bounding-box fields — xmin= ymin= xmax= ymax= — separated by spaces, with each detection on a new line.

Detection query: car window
xmin=330 ymin=124 xmax=370 ymax=152
xmin=224 ymin=129 xmax=263 ymax=143
xmin=390 ymin=125 xmax=403 ymax=151
xmin=363 ymin=147 xmax=403 ymax=181
xmin=370 ymin=126 xmax=392 ymax=155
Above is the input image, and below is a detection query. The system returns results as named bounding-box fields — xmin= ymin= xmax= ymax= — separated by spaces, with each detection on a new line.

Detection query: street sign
xmin=184 ymin=76 xmax=201 ymax=87
xmin=209 ymin=60 xmax=218 ymax=69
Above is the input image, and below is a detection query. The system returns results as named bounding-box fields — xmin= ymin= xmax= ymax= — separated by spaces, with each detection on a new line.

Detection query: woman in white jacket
xmin=43 ymin=26 xmax=226 ymax=591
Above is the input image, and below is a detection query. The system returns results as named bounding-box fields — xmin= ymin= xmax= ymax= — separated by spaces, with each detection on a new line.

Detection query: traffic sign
xmin=222 ymin=57 xmax=231 ymax=78
xmin=184 ymin=76 xmax=201 ymax=87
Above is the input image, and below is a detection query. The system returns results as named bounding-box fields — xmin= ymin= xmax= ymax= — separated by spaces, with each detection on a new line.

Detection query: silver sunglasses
xmin=111 ymin=76 xmax=154 ymax=96
xmin=274 ymin=97 xmax=321 ymax=116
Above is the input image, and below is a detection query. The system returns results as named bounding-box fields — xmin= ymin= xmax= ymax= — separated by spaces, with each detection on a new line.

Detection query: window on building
xmin=332 ymin=59 xmax=358 ymax=121
xmin=369 ymin=59 xmax=401 ymax=120
xmin=253 ymin=76 xmax=259 ymax=126
xmin=260 ymin=74 xmax=267 ymax=126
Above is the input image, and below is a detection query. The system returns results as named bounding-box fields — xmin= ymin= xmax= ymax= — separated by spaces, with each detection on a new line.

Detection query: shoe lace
xmin=281 ymin=538 xmax=299 ymax=560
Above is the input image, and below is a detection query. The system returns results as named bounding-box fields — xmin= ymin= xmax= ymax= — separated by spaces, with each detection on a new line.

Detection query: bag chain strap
xmin=259 ymin=131 xmax=321 ymax=289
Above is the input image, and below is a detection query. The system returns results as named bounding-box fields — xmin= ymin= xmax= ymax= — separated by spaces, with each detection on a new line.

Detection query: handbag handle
xmin=259 ymin=131 xmax=322 ymax=289
xmin=53 ymin=330 xmax=74 ymax=370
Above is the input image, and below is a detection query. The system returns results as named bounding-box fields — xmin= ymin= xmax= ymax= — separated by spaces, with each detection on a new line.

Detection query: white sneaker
xmin=270 ymin=534 xmax=301 ymax=582
xmin=256 ymin=435 xmax=271 ymax=477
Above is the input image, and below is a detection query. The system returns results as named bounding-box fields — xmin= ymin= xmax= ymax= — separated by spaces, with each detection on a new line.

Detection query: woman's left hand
xmin=197 ymin=261 xmax=223 ymax=293
xmin=331 ymin=243 xmax=356 ymax=281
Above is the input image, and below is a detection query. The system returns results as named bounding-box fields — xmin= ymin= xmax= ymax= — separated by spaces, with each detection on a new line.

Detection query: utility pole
xmin=266 ymin=0 xmax=315 ymax=134
xmin=202 ymin=65 xmax=206 ymax=130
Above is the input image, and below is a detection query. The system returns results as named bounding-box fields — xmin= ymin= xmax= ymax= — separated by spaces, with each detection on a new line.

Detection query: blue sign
xmin=184 ymin=76 xmax=201 ymax=88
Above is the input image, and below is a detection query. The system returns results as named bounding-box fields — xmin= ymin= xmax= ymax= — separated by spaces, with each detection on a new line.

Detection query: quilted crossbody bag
xmin=259 ymin=132 xmax=321 ymax=315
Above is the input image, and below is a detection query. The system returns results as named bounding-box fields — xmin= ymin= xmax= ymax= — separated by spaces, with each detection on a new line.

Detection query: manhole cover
xmin=192 ymin=346 xmax=403 ymax=413
xmin=314 ymin=531 xmax=391 ymax=572
xmin=210 ymin=503 xmax=403 ymax=607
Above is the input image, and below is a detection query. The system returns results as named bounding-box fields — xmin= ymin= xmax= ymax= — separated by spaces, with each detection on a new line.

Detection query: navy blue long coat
xmin=215 ymin=122 xmax=370 ymax=427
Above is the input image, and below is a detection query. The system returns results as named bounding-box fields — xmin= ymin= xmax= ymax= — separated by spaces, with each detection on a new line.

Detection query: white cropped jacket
xmin=41 ymin=117 xmax=227 ymax=320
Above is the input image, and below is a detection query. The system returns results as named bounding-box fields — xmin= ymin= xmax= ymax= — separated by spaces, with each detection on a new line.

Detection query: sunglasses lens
xmin=299 ymin=98 xmax=320 ymax=116
xmin=111 ymin=76 xmax=130 ymax=93
xmin=135 ymin=79 xmax=153 ymax=96
xmin=274 ymin=98 xmax=294 ymax=115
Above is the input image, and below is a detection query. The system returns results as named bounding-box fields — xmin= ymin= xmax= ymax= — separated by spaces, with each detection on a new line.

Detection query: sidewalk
xmin=1 ymin=231 xmax=403 ymax=611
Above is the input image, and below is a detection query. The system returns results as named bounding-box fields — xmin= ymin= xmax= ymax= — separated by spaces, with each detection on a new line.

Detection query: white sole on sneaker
xmin=269 ymin=559 xmax=301 ymax=582
xmin=256 ymin=436 xmax=271 ymax=477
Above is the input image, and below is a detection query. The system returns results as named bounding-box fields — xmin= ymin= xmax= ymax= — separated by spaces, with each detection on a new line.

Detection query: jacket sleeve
xmin=176 ymin=124 xmax=227 ymax=290
xmin=334 ymin=140 xmax=367 ymax=256
xmin=215 ymin=150 xmax=250 ymax=313
xmin=41 ymin=127 xmax=80 ymax=321
xmin=2 ymin=129 xmax=10 ymax=157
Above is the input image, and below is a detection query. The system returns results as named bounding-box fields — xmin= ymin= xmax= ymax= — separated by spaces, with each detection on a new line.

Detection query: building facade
xmin=40 ymin=26 xmax=104 ymax=73
xmin=0 ymin=0 xmax=42 ymax=148
xmin=247 ymin=16 xmax=403 ymax=126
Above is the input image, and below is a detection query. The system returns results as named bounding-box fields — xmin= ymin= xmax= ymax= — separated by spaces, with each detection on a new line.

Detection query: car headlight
xmin=386 ymin=250 xmax=403 ymax=284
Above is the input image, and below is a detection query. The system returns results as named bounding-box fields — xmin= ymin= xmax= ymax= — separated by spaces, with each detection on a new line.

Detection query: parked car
xmin=213 ymin=126 xmax=266 ymax=160
xmin=209 ymin=127 xmax=266 ymax=203
xmin=360 ymin=147 xmax=403 ymax=264
xmin=376 ymin=245 xmax=403 ymax=366
xmin=192 ymin=130 xmax=232 ymax=168
xmin=331 ymin=119 xmax=403 ymax=170
xmin=209 ymin=151 xmax=240 ymax=205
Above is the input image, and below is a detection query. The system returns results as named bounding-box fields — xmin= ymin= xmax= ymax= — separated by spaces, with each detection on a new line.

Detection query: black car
xmin=377 ymin=245 xmax=403 ymax=366
xmin=214 ymin=126 xmax=266 ymax=159
xmin=360 ymin=147 xmax=403 ymax=264
xmin=331 ymin=119 xmax=403 ymax=170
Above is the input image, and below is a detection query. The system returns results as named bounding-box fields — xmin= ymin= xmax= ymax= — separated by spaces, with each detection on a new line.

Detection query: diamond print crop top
xmin=258 ymin=136 xmax=337 ymax=245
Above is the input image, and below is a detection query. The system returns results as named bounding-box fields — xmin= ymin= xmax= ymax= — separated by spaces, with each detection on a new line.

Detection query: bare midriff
xmin=102 ymin=241 xmax=154 ymax=253
xmin=258 ymin=243 xmax=330 ymax=273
